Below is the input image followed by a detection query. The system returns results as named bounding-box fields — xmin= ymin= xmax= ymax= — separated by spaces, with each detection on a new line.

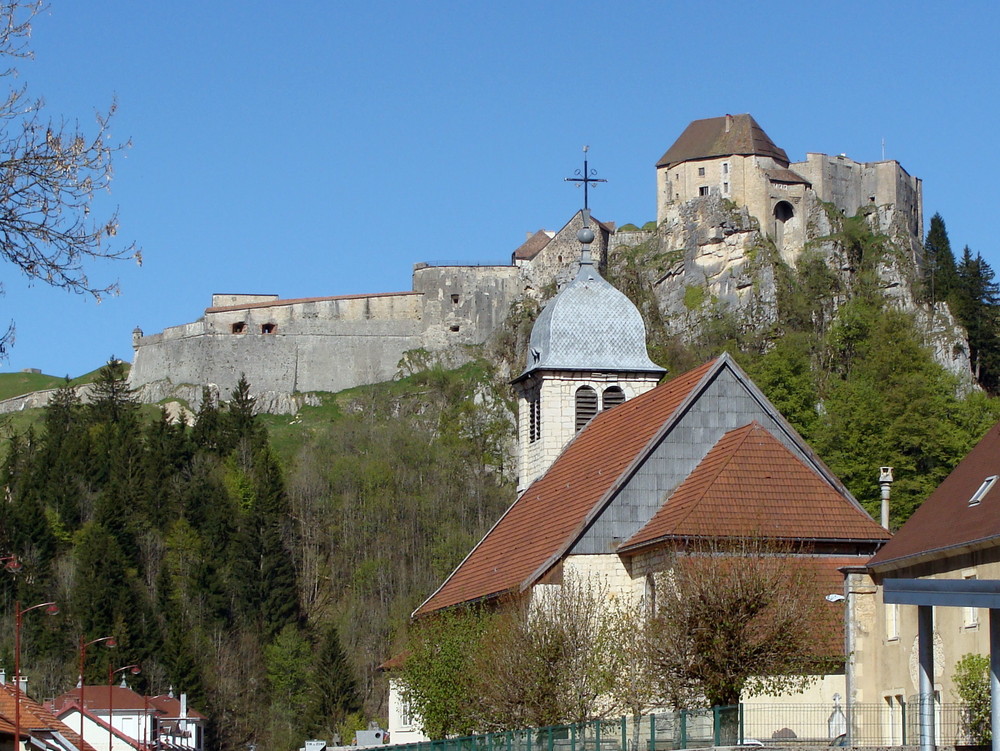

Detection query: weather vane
xmin=564 ymin=145 xmax=606 ymax=214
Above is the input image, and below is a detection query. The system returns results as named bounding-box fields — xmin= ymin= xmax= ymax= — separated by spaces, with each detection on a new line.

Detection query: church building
xmin=388 ymin=208 xmax=891 ymax=741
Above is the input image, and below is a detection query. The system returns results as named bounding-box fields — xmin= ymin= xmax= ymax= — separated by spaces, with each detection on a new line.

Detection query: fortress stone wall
xmin=125 ymin=116 xmax=936 ymax=413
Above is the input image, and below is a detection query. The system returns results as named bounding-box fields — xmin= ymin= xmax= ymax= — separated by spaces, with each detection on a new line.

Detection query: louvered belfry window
xmin=603 ymin=386 xmax=625 ymax=410
xmin=575 ymin=386 xmax=598 ymax=432
xmin=529 ymin=391 xmax=541 ymax=443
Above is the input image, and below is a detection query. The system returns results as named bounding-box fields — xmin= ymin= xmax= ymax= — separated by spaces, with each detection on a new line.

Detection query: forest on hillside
xmin=1 ymin=211 xmax=1000 ymax=750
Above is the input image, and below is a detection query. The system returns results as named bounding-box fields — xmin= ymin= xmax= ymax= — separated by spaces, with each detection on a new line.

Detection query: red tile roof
xmin=657 ymin=114 xmax=789 ymax=169
xmin=0 ymin=683 xmax=97 ymax=751
xmin=414 ymin=360 xmax=717 ymax=615
xmin=53 ymin=688 xmax=206 ymax=721
xmin=621 ymin=423 xmax=890 ymax=551
xmin=870 ymin=420 xmax=1000 ymax=570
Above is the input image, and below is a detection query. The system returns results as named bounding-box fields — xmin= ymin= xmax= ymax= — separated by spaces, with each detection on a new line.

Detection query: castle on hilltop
xmin=656 ymin=114 xmax=922 ymax=262
xmin=126 ymin=114 xmax=927 ymax=412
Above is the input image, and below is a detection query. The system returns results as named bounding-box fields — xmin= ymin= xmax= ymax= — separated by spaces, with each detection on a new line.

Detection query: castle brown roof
xmin=512 ymin=230 xmax=552 ymax=261
xmin=656 ymin=114 xmax=789 ymax=169
xmin=414 ymin=360 xmax=717 ymax=615
xmin=765 ymin=168 xmax=811 ymax=186
xmin=205 ymin=290 xmax=420 ymax=313
xmin=869 ymin=420 xmax=1000 ymax=571
xmin=620 ymin=422 xmax=890 ymax=551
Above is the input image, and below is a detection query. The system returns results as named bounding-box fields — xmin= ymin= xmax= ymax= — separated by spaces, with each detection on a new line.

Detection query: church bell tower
xmin=512 ymin=152 xmax=665 ymax=492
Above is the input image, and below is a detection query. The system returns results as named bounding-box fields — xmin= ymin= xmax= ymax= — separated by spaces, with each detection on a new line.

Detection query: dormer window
xmin=969 ymin=475 xmax=998 ymax=506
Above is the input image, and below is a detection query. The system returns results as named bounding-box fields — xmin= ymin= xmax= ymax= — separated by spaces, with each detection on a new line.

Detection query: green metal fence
xmin=390 ymin=700 xmax=978 ymax=751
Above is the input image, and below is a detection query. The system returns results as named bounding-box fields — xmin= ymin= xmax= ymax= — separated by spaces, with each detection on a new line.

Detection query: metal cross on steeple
xmin=564 ymin=145 xmax=606 ymax=215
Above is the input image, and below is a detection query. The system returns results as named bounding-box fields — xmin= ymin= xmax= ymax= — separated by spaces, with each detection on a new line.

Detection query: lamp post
xmin=107 ymin=664 xmax=140 ymax=751
xmin=79 ymin=636 xmax=116 ymax=749
xmin=13 ymin=601 xmax=59 ymax=750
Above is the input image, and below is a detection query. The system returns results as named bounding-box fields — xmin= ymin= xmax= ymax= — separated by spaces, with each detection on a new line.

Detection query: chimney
xmin=725 ymin=114 xmax=733 ymax=133
xmin=879 ymin=467 xmax=894 ymax=530
xmin=16 ymin=674 xmax=26 ymax=694
xmin=180 ymin=692 xmax=187 ymax=719
xmin=0 ymin=668 xmax=6 ymax=684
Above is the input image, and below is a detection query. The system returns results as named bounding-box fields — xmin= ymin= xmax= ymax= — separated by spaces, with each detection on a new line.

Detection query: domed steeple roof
xmin=515 ymin=247 xmax=665 ymax=381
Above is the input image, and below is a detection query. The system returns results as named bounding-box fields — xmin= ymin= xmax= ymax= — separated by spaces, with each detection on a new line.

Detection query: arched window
xmin=603 ymin=386 xmax=625 ymax=410
xmin=575 ymin=386 xmax=598 ymax=432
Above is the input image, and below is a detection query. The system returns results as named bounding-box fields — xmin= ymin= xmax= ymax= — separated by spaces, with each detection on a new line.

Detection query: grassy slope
xmin=0 ymin=364 xmax=126 ymax=401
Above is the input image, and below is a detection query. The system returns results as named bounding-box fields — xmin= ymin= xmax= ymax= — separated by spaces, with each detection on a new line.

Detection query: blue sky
xmin=2 ymin=1 xmax=997 ymax=377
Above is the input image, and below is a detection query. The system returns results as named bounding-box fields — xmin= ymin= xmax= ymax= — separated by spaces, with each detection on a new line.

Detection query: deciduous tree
xmin=0 ymin=2 xmax=140 ymax=354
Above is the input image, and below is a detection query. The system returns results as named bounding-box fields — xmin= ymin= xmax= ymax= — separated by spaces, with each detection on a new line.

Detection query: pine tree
xmin=923 ymin=212 xmax=957 ymax=304
xmin=305 ymin=622 xmax=361 ymax=736
xmin=954 ymin=247 xmax=1000 ymax=391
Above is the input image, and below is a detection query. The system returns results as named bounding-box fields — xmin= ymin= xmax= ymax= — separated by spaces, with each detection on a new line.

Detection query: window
xmin=698 ymin=166 xmax=706 ymax=176
xmin=231 ymin=322 xmax=245 ymax=334
xmin=451 ymin=294 xmax=460 ymax=304
xmin=699 ymin=186 xmax=709 ymax=196
xmin=575 ymin=386 xmax=598 ymax=431
xmin=964 ymin=569 xmax=979 ymax=627
xmin=886 ymin=602 xmax=899 ymax=641
xmin=723 ymin=182 xmax=730 ymax=195
xmin=261 ymin=323 xmax=276 ymax=334
xmin=449 ymin=324 xmax=460 ymax=332
xmin=529 ymin=391 xmax=541 ymax=443
xmin=602 ymin=386 xmax=625 ymax=410
xmin=969 ymin=475 xmax=998 ymax=506
xmin=399 ymin=695 xmax=414 ymax=729
xmin=722 ymin=162 xmax=730 ymax=174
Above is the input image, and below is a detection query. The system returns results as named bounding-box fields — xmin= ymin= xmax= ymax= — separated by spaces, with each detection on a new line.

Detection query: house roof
xmin=869 ymin=420 xmax=1000 ymax=571
xmin=656 ymin=114 xmax=789 ymax=169
xmin=512 ymin=230 xmax=552 ymax=261
xmin=53 ymin=688 xmax=206 ymax=721
xmin=620 ymin=422 xmax=890 ymax=551
xmin=415 ymin=359 xmax=718 ymax=615
xmin=0 ymin=683 xmax=97 ymax=751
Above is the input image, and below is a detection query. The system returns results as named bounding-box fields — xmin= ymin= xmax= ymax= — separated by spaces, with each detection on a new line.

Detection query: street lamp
xmin=14 ymin=601 xmax=59 ymax=750
xmin=79 ymin=636 xmax=116 ymax=749
xmin=107 ymin=664 xmax=140 ymax=751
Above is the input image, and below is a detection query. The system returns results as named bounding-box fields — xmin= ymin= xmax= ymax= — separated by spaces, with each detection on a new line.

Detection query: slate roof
xmin=416 ymin=360 xmax=717 ymax=615
xmin=0 ymin=683 xmax=96 ymax=751
xmin=514 ymin=254 xmax=665 ymax=381
xmin=869 ymin=420 xmax=1000 ymax=571
xmin=656 ymin=114 xmax=789 ymax=169
xmin=621 ymin=422 xmax=890 ymax=551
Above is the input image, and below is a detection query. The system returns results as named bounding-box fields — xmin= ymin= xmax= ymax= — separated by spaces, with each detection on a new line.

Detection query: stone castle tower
xmin=511 ymin=212 xmax=665 ymax=492
xmin=656 ymin=114 xmax=923 ymax=263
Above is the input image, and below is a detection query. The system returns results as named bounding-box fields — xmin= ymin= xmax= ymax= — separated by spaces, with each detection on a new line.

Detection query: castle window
xmin=231 ymin=322 xmax=245 ymax=334
xmin=602 ymin=386 xmax=625 ymax=410
xmin=529 ymin=392 xmax=541 ymax=443
xmin=261 ymin=323 xmax=276 ymax=334
xmin=723 ymin=182 xmax=730 ymax=195
xmin=722 ymin=162 xmax=730 ymax=175
xmin=575 ymin=386 xmax=598 ymax=432
xmin=451 ymin=294 xmax=460 ymax=304
xmin=449 ymin=324 xmax=460 ymax=332
xmin=698 ymin=166 xmax=706 ymax=177
xmin=699 ymin=186 xmax=709 ymax=196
